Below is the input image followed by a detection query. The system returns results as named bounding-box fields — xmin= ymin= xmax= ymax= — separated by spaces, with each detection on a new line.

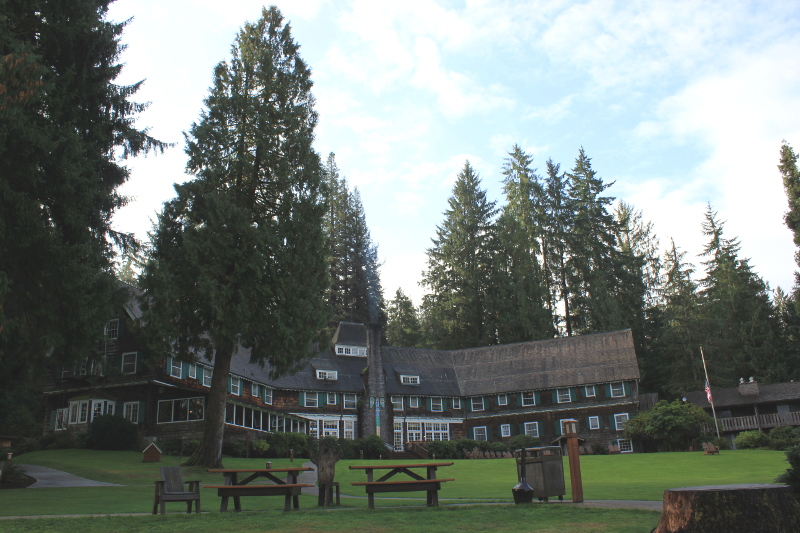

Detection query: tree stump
xmin=309 ymin=437 xmax=343 ymax=507
xmin=653 ymin=484 xmax=800 ymax=533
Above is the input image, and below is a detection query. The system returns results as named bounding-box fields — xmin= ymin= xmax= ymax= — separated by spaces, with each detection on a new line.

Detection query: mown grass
xmin=0 ymin=504 xmax=659 ymax=533
xmin=3 ymin=448 xmax=787 ymax=518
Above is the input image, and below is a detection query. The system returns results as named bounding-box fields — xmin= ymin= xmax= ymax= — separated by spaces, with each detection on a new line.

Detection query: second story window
xmin=202 ymin=366 xmax=213 ymax=387
xmin=263 ymin=387 xmax=273 ymax=405
xmin=170 ymin=359 xmax=182 ymax=378
xmin=497 ymin=394 xmax=508 ymax=406
xmin=557 ymin=388 xmax=572 ymax=403
xmin=610 ymin=382 xmax=626 ymax=397
xmin=230 ymin=377 xmax=241 ymax=396
xmin=344 ymin=393 xmax=357 ymax=409
xmin=430 ymin=397 xmax=443 ymax=412
xmin=121 ymin=352 xmax=137 ymax=374
xmin=409 ymin=396 xmax=419 ymax=408
xmin=105 ymin=319 xmax=119 ymax=340
xmin=521 ymin=392 xmax=536 ymax=406
xmin=317 ymin=370 xmax=338 ymax=380
xmin=471 ymin=397 xmax=484 ymax=411
xmin=584 ymin=385 xmax=596 ymax=397
xmin=391 ymin=396 xmax=403 ymax=410
xmin=452 ymin=398 xmax=461 ymax=409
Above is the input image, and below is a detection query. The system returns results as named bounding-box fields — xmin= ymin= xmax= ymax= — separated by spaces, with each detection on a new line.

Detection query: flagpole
xmin=701 ymin=347 xmax=721 ymax=439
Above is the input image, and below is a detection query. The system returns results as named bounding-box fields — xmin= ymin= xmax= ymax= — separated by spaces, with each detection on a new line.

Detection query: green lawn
xmin=2 ymin=448 xmax=788 ymax=518
xmin=0 ymin=505 xmax=659 ymax=533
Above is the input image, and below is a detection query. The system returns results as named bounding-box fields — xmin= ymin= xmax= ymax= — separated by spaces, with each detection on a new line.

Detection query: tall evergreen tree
xmin=322 ymin=153 xmax=384 ymax=327
xmin=496 ymin=145 xmax=554 ymax=342
xmin=777 ymin=141 xmax=800 ymax=376
xmin=139 ymin=7 xmax=328 ymax=467
xmin=565 ymin=148 xmax=623 ymax=334
xmin=542 ymin=158 xmax=574 ymax=335
xmin=420 ymin=161 xmax=498 ymax=349
xmin=0 ymin=0 xmax=166 ymax=434
xmin=696 ymin=205 xmax=782 ymax=387
xmin=386 ymin=288 xmax=422 ymax=347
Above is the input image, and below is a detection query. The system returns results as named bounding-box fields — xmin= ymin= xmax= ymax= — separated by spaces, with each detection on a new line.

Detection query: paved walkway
xmin=18 ymin=464 xmax=121 ymax=488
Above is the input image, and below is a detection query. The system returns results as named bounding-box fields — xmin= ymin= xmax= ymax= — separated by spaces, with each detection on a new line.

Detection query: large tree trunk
xmin=653 ymin=484 xmax=800 ymax=533
xmin=184 ymin=345 xmax=234 ymax=468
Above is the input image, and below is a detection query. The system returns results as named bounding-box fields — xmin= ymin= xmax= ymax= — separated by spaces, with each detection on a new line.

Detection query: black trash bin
xmin=515 ymin=446 xmax=566 ymax=502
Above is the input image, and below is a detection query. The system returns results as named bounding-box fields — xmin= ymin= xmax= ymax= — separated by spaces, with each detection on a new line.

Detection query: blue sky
xmin=109 ymin=0 xmax=800 ymax=305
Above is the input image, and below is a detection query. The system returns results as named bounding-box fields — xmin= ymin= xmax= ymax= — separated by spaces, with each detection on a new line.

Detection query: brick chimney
xmin=738 ymin=378 xmax=759 ymax=397
xmin=363 ymin=323 xmax=389 ymax=442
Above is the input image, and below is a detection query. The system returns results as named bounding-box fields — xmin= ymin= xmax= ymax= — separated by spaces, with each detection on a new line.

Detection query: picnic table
xmin=205 ymin=467 xmax=314 ymax=512
xmin=349 ymin=462 xmax=455 ymax=509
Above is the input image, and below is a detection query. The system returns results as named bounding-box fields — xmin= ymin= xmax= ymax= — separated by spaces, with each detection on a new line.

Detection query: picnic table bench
xmin=205 ymin=467 xmax=314 ymax=511
xmin=349 ymin=462 xmax=455 ymax=509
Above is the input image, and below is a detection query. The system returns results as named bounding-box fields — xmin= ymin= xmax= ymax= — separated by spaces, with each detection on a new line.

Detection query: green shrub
xmin=592 ymin=442 xmax=609 ymax=455
xmin=360 ymin=434 xmax=388 ymax=459
xmin=0 ymin=461 xmax=29 ymax=488
xmin=251 ymin=439 xmax=270 ymax=457
xmin=85 ymin=415 xmax=137 ymax=450
xmin=426 ymin=440 xmax=459 ymax=459
xmin=624 ymin=400 xmax=714 ymax=452
xmin=769 ymin=426 xmax=800 ymax=450
xmin=776 ymin=444 xmax=800 ymax=496
xmin=508 ymin=434 xmax=541 ymax=451
xmin=734 ymin=430 xmax=769 ymax=449
xmin=487 ymin=441 xmax=509 ymax=453
xmin=222 ymin=438 xmax=247 ymax=457
xmin=455 ymin=438 xmax=483 ymax=453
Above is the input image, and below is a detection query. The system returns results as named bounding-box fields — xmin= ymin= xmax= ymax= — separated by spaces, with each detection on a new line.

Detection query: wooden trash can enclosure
xmin=653 ymin=484 xmax=800 ymax=533
xmin=516 ymin=446 xmax=565 ymax=502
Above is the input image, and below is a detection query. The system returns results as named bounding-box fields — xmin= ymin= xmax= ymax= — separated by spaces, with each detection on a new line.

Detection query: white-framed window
xmin=157 ymin=397 xmax=204 ymax=423
xmin=560 ymin=419 xmax=573 ymax=435
xmin=452 ymin=398 xmax=461 ymax=409
xmin=471 ymin=397 xmax=484 ymax=411
xmin=230 ymin=376 xmax=241 ymax=395
xmin=588 ymin=416 xmax=600 ymax=430
xmin=91 ymin=400 xmax=115 ymax=421
xmin=189 ymin=364 xmax=197 ymax=379
xmin=202 ymin=366 xmax=213 ymax=387
xmin=305 ymin=393 xmax=318 ymax=408
xmin=123 ymin=402 xmax=139 ymax=424
xmin=68 ymin=402 xmax=79 ymax=424
xmin=105 ymin=319 xmax=119 ymax=340
xmin=121 ymin=352 xmax=137 ymax=374
xmin=617 ymin=438 xmax=633 ymax=453
xmin=430 ymin=397 xmax=443 ymax=412
xmin=497 ymin=394 xmax=508 ymax=406
xmin=557 ymin=389 xmax=572 ymax=403
xmin=327 ymin=393 xmax=337 ymax=405
xmin=263 ymin=386 xmax=273 ymax=405
xmin=391 ymin=395 xmax=403 ymax=410
xmin=54 ymin=408 xmax=68 ymax=431
xmin=317 ymin=370 xmax=338 ymax=380
xmin=500 ymin=424 xmax=511 ymax=437
xmin=170 ymin=359 xmax=182 ymax=378
xmin=336 ymin=345 xmax=366 ymax=356
xmin=407 ymin=421 xmax=422 ymax=441
xmin=473 ymin=426 xmax=488 ymax=441
xmin=401 ymin=375 xmax=420 ymax=385
xmin=524 ymin=421 xmax=539 ymax=437
xmin=224 ymin=403 xmax=269 ymax=432
xmin=409 ymin=396 xmax=420 ymax=408
xmin=309 ymin=420 xmax=318 ymax=438
xmin=424 ymin=422 xmax=450 ymax=441
xmin=78 ymin=401 xmax=89 ymax=423
xmin=610 ymin=382 xmax=625 ymax=398
xmin=614 ymin=413 xmax=629 ymax=431
xmin=344 ymin=419 xmax=355 ymax=439
xmin=344 ymin=393 xmax=357 ymax=409
xmin=521 ymin=391 xmax=536 ymax=406
xmin=394 ymin=422 xmax=403 ymax=450
xmin=584 ymin=385 xmax=596 ymax=397
xmin=323 ymin=420 xmax=339 ymax=437
xmin=251 ymin=382 xmax=260 ymax=397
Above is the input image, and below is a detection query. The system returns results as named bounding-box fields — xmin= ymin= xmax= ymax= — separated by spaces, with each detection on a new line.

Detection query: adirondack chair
xmin=153 ymin=466 xmax=201 ymax=514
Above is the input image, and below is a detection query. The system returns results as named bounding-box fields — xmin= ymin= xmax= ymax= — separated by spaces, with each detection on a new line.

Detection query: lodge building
xmin=43 ymin=289 xmax=643 ymax=453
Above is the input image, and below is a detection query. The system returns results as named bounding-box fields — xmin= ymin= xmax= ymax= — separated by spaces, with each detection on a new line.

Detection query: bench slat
xmin=349 ymin=462 xmax=453 ymax=470
xmin=203 ymin=483 xmax=313 ymax=489
xmin=352 ymin=478 xmax=455 ymax=486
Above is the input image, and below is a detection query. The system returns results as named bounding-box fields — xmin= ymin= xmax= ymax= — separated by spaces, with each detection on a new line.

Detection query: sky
xmin=107 ymin=0 xmax=800 ymax=306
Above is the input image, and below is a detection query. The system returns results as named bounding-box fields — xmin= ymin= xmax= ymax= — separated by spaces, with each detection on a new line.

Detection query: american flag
xmin=705 ymin=381 xmax=713 ymax=404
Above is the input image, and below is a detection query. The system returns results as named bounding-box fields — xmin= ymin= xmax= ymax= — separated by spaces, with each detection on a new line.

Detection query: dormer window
xmin=401 ymin=375 xmax=420 ymax=385
xmin=105 ymin=319 xmax=119 ymax=340
xmin=336 ymin=345 xmax=367 ymax=356
xmin=317 ymin=370 xmax=338 ymax=381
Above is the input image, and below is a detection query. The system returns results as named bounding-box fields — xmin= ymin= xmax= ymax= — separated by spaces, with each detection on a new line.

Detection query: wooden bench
xmin=206 ymin=467 xmax=314 ymax=512
xmin=203 ymin=483 xmax=314 ymax=511
xmin=702 ymin=442 xmax=720 ymax=455
xmin=350 ymin=462 xmax=455 ymax=509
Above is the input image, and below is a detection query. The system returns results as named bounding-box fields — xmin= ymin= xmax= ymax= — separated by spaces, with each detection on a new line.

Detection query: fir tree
xmin=421 ymin=161 xmax=498 ymax=349
xmin=140 ymin=7 xmax=328 ymax=468
xmin=386 ymin=288 xmax=422 ymax=347
xmin=0 ymin=0 xmax=166 ymax=433
xmin=542 ymin=158 xmax=574 ymax=335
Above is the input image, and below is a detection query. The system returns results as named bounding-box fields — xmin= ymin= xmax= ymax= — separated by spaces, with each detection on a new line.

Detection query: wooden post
xmin=563 ymin=419 xmax=583 ymax=503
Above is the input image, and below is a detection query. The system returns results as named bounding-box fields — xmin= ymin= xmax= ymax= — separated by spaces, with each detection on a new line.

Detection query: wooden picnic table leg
xmin=220 ymin=495 xmax=228 ymax=512
xmin=284 ymin=492 xmax=292 ymax=512
xmin=234 ymin=495 xmax=242 ymax=512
